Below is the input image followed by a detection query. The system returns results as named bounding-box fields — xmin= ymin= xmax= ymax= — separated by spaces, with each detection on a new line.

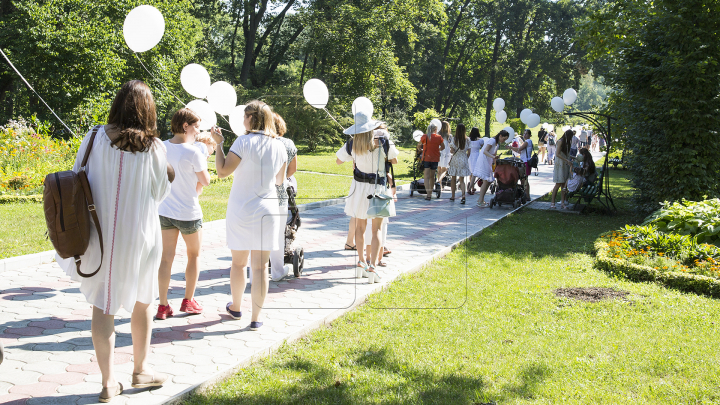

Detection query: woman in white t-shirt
xmin=156 ymin=109 xmax=211 ymax=321
xmin=211 ymin=100 xmax=287 ymax=330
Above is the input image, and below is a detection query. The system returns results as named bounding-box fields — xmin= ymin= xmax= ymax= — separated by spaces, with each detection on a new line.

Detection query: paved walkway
xmin=0 ymin=163 xmax=560 ymax=405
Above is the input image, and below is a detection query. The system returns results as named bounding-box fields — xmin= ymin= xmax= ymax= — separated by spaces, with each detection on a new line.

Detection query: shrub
xmin=0 ymin=117 xmax=80 ymax=195
xmin=642 ymin=199 xmax=720 ymax=245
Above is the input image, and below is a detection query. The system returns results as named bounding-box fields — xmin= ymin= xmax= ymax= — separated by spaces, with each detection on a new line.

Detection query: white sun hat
xmin=343 ymin=110 xmax=384 ymax=135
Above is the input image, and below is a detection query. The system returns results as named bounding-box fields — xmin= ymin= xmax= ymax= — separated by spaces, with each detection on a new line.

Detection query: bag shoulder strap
xmin=345 ymin=139 xmax=353 ymax=156
xmin=75 ymin=125 xmax=103 ymax=278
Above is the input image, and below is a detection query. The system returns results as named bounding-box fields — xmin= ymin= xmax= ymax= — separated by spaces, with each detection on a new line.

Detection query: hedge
xmin=594 ymin=239 xmax=720 ymax=298
xmin=0 ymin=194 xmax=43 ymax=204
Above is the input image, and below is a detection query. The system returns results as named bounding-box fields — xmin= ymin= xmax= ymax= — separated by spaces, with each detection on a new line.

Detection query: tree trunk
xmin=229 ymin=1 xmax=242 ymax=79
xmin=435 ymin=0 xmax=472 ymax=111
xmin=299 ymin=52 xmax=309 ymax=86
xmin=484 ymin=25 xmax=502 ymax=137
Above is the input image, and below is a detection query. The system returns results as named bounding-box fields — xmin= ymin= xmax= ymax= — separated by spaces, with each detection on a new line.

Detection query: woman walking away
xmin=547 ymin=131 xmax=557 ymax=165
xmin=270 ymin=112 xmax=298 ymax=281
xmin=538 ymin=126 xmax=548 ymax=164
xmin=474 ymin=130 xmax=510 ymax=208
xmin=437 ymin=120 xmax=452 ymax=188
xmin=466 ymin=127 xmax=484 ymax=195
xmin=336 ymin=110 xmax=398 ymax=282
xmin=56 ymin=80 xmax=173 ymax=402
xmin=447 ymin=123 xmax=471 ymax=204
xmin=156 ymin=108 xmax=211 ymax=320
xmin=211 ymin=100 xmax=287 ymax=330
xmin=550 ymin=129 xmax=574 ymax=209
xmin=417 ymin=121 xmax=445 ymax=200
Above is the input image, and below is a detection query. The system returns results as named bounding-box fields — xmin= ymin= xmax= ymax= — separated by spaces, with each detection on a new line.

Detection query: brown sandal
xmin=132 ymin=372 xmax=168 ymax=388
xmin=99 ymin=382 xmax=123 ymax=403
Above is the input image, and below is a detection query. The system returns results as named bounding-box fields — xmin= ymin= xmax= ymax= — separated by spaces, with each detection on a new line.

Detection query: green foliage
xmin=642 ymin=199 xmax=720 ymax=245
xmin=0 ymin=117 xmax=79 ymax=195
xmin=505 ymin=118 xmax=525 ymax=134
xmin=382 ymin=108 xmax=413 ymax=145
xmin=0 ymin=0 xmax=205 ymax=136
xmin=578 ymin=0 xmax=720 ymax=213
xmin=412 ymin=108 xmax=440 ymax=131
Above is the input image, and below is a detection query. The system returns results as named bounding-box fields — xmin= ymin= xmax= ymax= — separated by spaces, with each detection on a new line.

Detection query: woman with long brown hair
xmin=211 ymin=100 xmax=287 ymax=330
xmin=550 ymin=129 xmax=574 ymax=209
xmin=447 ymin=123 xmax=471 ymax=203
xmin=474 ymin=130 xmax=510 ymax=207
xmin=56 ymin=80 xmax=173 ymax=402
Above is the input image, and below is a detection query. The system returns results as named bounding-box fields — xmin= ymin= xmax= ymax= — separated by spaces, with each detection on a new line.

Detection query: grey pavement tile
xmin=0 ymin=370 xmax=42 ymax=385
xmin=22 ymin=360 xmax=72 ymax=374
xmin=57 ymin=382 xmax=104 ymax=395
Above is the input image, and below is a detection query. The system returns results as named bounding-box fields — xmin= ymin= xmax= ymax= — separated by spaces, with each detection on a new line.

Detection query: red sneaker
xmin=155 ymin=304 xmax=173 ymax=320
xmin=180 ymin=298 xmax=203 ymax=314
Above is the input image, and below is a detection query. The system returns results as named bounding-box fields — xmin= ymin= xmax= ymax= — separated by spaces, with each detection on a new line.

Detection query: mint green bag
xmin=367 ymin=144 xmax=395 ymax=218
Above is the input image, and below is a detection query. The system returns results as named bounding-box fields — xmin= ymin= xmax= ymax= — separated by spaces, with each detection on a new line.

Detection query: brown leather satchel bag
xmin=43 ymin=125 xmax=104 ymax=277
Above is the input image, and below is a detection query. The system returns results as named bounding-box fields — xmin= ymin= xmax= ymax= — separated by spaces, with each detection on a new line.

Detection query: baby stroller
xmin=489 ymin=158 xmax=526 ymax=209
xmin=269 ymin=184 xmax=305 ymax=277
xmin=409 ymin=149 xmax=441 ymax=198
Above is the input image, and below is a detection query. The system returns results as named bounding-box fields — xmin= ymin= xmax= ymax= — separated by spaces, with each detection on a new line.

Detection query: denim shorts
xmin=422 ymin=161 xmax=439 ymax=170
xmin=159 ymin=216 xmax=203 ymax=235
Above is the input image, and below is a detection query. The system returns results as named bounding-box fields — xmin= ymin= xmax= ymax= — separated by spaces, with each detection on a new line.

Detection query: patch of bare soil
xmin=554 ymin=287 xmax=630 ymax=303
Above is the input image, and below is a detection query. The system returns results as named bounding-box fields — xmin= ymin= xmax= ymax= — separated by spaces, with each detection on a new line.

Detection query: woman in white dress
xmin=475 ymin=130 xmax=510 ymax=208
xmin=211 ymin=100 xmax=287 ymax=330
xmin=336 ymin=111 xmax=398 ymax=283
xmin=437 ymin=121 xmax=452 ymax=188
xmin=466 ymin=127 xmax=484 ymax=195
xmin=56 ymin=81 xmax=172 ymax=401
xmin=156 ymin=108 xmax=211 ymax=321
xmin=270 ymin=112 xmax=297 ymax=281
xmin=447 ymin=123 xmax=471 ymax=203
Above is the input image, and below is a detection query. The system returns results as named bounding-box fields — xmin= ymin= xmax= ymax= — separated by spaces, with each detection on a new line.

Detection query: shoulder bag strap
xmin=75 ymin=125 xmax=103 ymax=278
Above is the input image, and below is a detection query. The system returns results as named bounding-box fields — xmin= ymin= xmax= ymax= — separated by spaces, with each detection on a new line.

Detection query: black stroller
xmin=489 ymin=158 xmax=527 ymax=209
xmin=409 ymin=149 xmax=441 ymax=198
xmin=269 ymin=184 xmax=305 ymax=277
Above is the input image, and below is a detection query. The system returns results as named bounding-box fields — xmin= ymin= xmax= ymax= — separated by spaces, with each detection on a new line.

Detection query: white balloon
xmin=303 ymin=79 xmax=329 ymax=108
xmin=520 ymin=108 xmax=532 ymax=124
xmin=495 ymin=110 xmax=507 ymax=124
xmin=563 ymin=88 xmax=578 ymax=105
xmin=412 ymin=130 xmax=424 ymax=142
xmin=430 ymin=118 xmax=442 ymax=131
xmin=180 ymin=64 xmax=211 ymax=99
xmin=493 ymin=98 xmax=505 ymax=112
xmin=551 ymin=97 xmax=565 ymax=112
xmin=526 ymin=113 xmax=541 ymax=128
xmin=352 ymin=97 xmax=373 ymax=115
xmin=207 ymin=81 xmax=237 ymax=116
xmin=229 ymin=105 xmax=247 ymax=135
xmin=123 ymin=5 xmax=165 ymax=53
xmin=503 ymin=126 xmax=515 ymax=139
xmin=186 ymin=100 xmax=216 ymax=131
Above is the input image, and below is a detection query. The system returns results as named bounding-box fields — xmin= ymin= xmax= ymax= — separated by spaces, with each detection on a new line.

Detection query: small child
xmin=193 ymin=131 xmax=218 ymax=195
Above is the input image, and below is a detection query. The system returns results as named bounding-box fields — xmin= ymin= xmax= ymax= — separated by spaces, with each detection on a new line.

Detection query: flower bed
xmin=642 ymin=198 xmax=720 ymax=245
xmin=0 ymin=117 xmax=80 ymax=195
xmin=595 ymin=225 xmax=720 ymax=297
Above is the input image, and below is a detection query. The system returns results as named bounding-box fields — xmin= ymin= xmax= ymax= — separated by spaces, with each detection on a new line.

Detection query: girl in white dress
xmin=437 ymin=121 xmax=453 ymax=187
xmin=475 ymin=130 xmax=510 ymax=208
xmin=211 ymin=100 xmax=287 ymax=330
xmin=336 ymin=111 xmax=398 ymax=283
xmin=447 ymin=123 xmax=471 ymax=203
xmin=466 ymin=127 xmax=484 ymax=195
xmin=156 ymin=108 xmax=211 ymax=321
xmin=56 ymin=81 xmax=172 ymax=401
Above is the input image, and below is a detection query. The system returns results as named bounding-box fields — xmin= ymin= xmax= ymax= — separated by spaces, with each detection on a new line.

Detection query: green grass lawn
xmin=185 ymin=170 xmax=720 ymax=404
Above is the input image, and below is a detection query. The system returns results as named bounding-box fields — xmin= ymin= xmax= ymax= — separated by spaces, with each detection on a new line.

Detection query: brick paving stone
xmin=9 ymin=382 xmax=60 ymax=397
xmin=22 ymin=361 xmax=71 ymax=375
xmin=0 ymin=371 xmax=42 ymax=386
xmin=0 ymin=381 xmax=11 ymax=395
xmin=0 ymin=393 xmax=31 ymax=404
xmin=26 ymin=395 xmax=82 ymax=405
xmin=56 ymin=382 xmax=103 ymax=395
xmin=38 ymin=373 xmax=87 ymax=386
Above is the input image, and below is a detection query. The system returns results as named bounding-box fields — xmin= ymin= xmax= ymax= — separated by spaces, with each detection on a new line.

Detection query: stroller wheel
xmin=293 ymin=248 xmax=304 ymax=277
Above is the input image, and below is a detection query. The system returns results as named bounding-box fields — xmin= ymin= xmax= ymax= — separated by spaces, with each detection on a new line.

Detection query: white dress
xmin=438 ymin=136 xmax=452 ymax=167
xmin=473 ymin=137 xmax=497 ymax=182
xmin=336 ymin=132 xmax=399 ymax=220
xmin=56 ymin=126 xmax=171 ymax=315
xmin=468 ymin=139 xmax=484 ymax=173
xmin=226 ymin=132 xmax=287 ymax=251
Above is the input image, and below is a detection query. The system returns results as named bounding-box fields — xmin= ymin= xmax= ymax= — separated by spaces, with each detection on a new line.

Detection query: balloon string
xmin=323 ymin=108 xmax=345 ymax=131
xmin=0 ymin=48 xmax=78 ymax=137
xmin=133 ymin=53 xmax=186 ymax=106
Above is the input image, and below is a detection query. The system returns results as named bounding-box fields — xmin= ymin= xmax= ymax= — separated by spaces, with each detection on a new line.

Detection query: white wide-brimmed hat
xmin=343 ymin=110 xmax=384 ymax=135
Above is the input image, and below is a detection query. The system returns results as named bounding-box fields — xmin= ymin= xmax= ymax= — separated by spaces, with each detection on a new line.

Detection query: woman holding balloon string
xmin=211 ymin=100 xmax=287 ymax=330
xmin=336 ymin=110 xmax=398 ymax=282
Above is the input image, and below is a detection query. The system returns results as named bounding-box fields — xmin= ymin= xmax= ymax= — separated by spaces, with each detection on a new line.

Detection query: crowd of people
xmin=53 ymin=80 xmax=600 ymax=402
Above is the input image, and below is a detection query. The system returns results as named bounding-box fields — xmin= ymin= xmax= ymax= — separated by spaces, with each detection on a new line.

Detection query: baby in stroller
xmin=489 ymin=158 xmax=526 ymax=209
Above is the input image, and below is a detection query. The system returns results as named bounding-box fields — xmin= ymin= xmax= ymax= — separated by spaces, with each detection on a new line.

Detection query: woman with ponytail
xmin=211 ymin=100 xmax=287 ymax=330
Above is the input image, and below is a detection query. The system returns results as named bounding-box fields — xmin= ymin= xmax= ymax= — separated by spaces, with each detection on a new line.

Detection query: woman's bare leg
xmin=477 ymin=180 xmax=492 ymax=204
xmin=551 ymin=183 xmax=561 ymax=204
xmin=345 ymin=219 xmax=355 ymax=248
xmin=450 ymin=176 xmax=457 ymax=199
xmin=91 ymin=306 xmax=116 ymax=388
xmin=423 ymin=168 xmax=435 ymax=196
xmin=158 ymin=229 xmax=179 ymax=306
xmin=249 ymin=250 xmax=271 ymax=322
xmin=229 ymin=250 xmax=250 ymax=312
xmin=130 ymin=302 xmax=152 ymax=375
xmin=355 ymin=218 xmax=367 ymax=264
xmin=459 ymin=176 xmax=466 ymax=198
xmin=369 ymin=218 xmax=384 ymax=266
xmin=180 ymin=229 xmax=202 ymax=300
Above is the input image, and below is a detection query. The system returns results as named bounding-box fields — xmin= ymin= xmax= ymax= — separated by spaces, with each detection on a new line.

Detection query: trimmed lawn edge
xmin=594 ymin=239 xmax=720 ymax=298
xmin=0 ymin=195 xmax=43 ymax=204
